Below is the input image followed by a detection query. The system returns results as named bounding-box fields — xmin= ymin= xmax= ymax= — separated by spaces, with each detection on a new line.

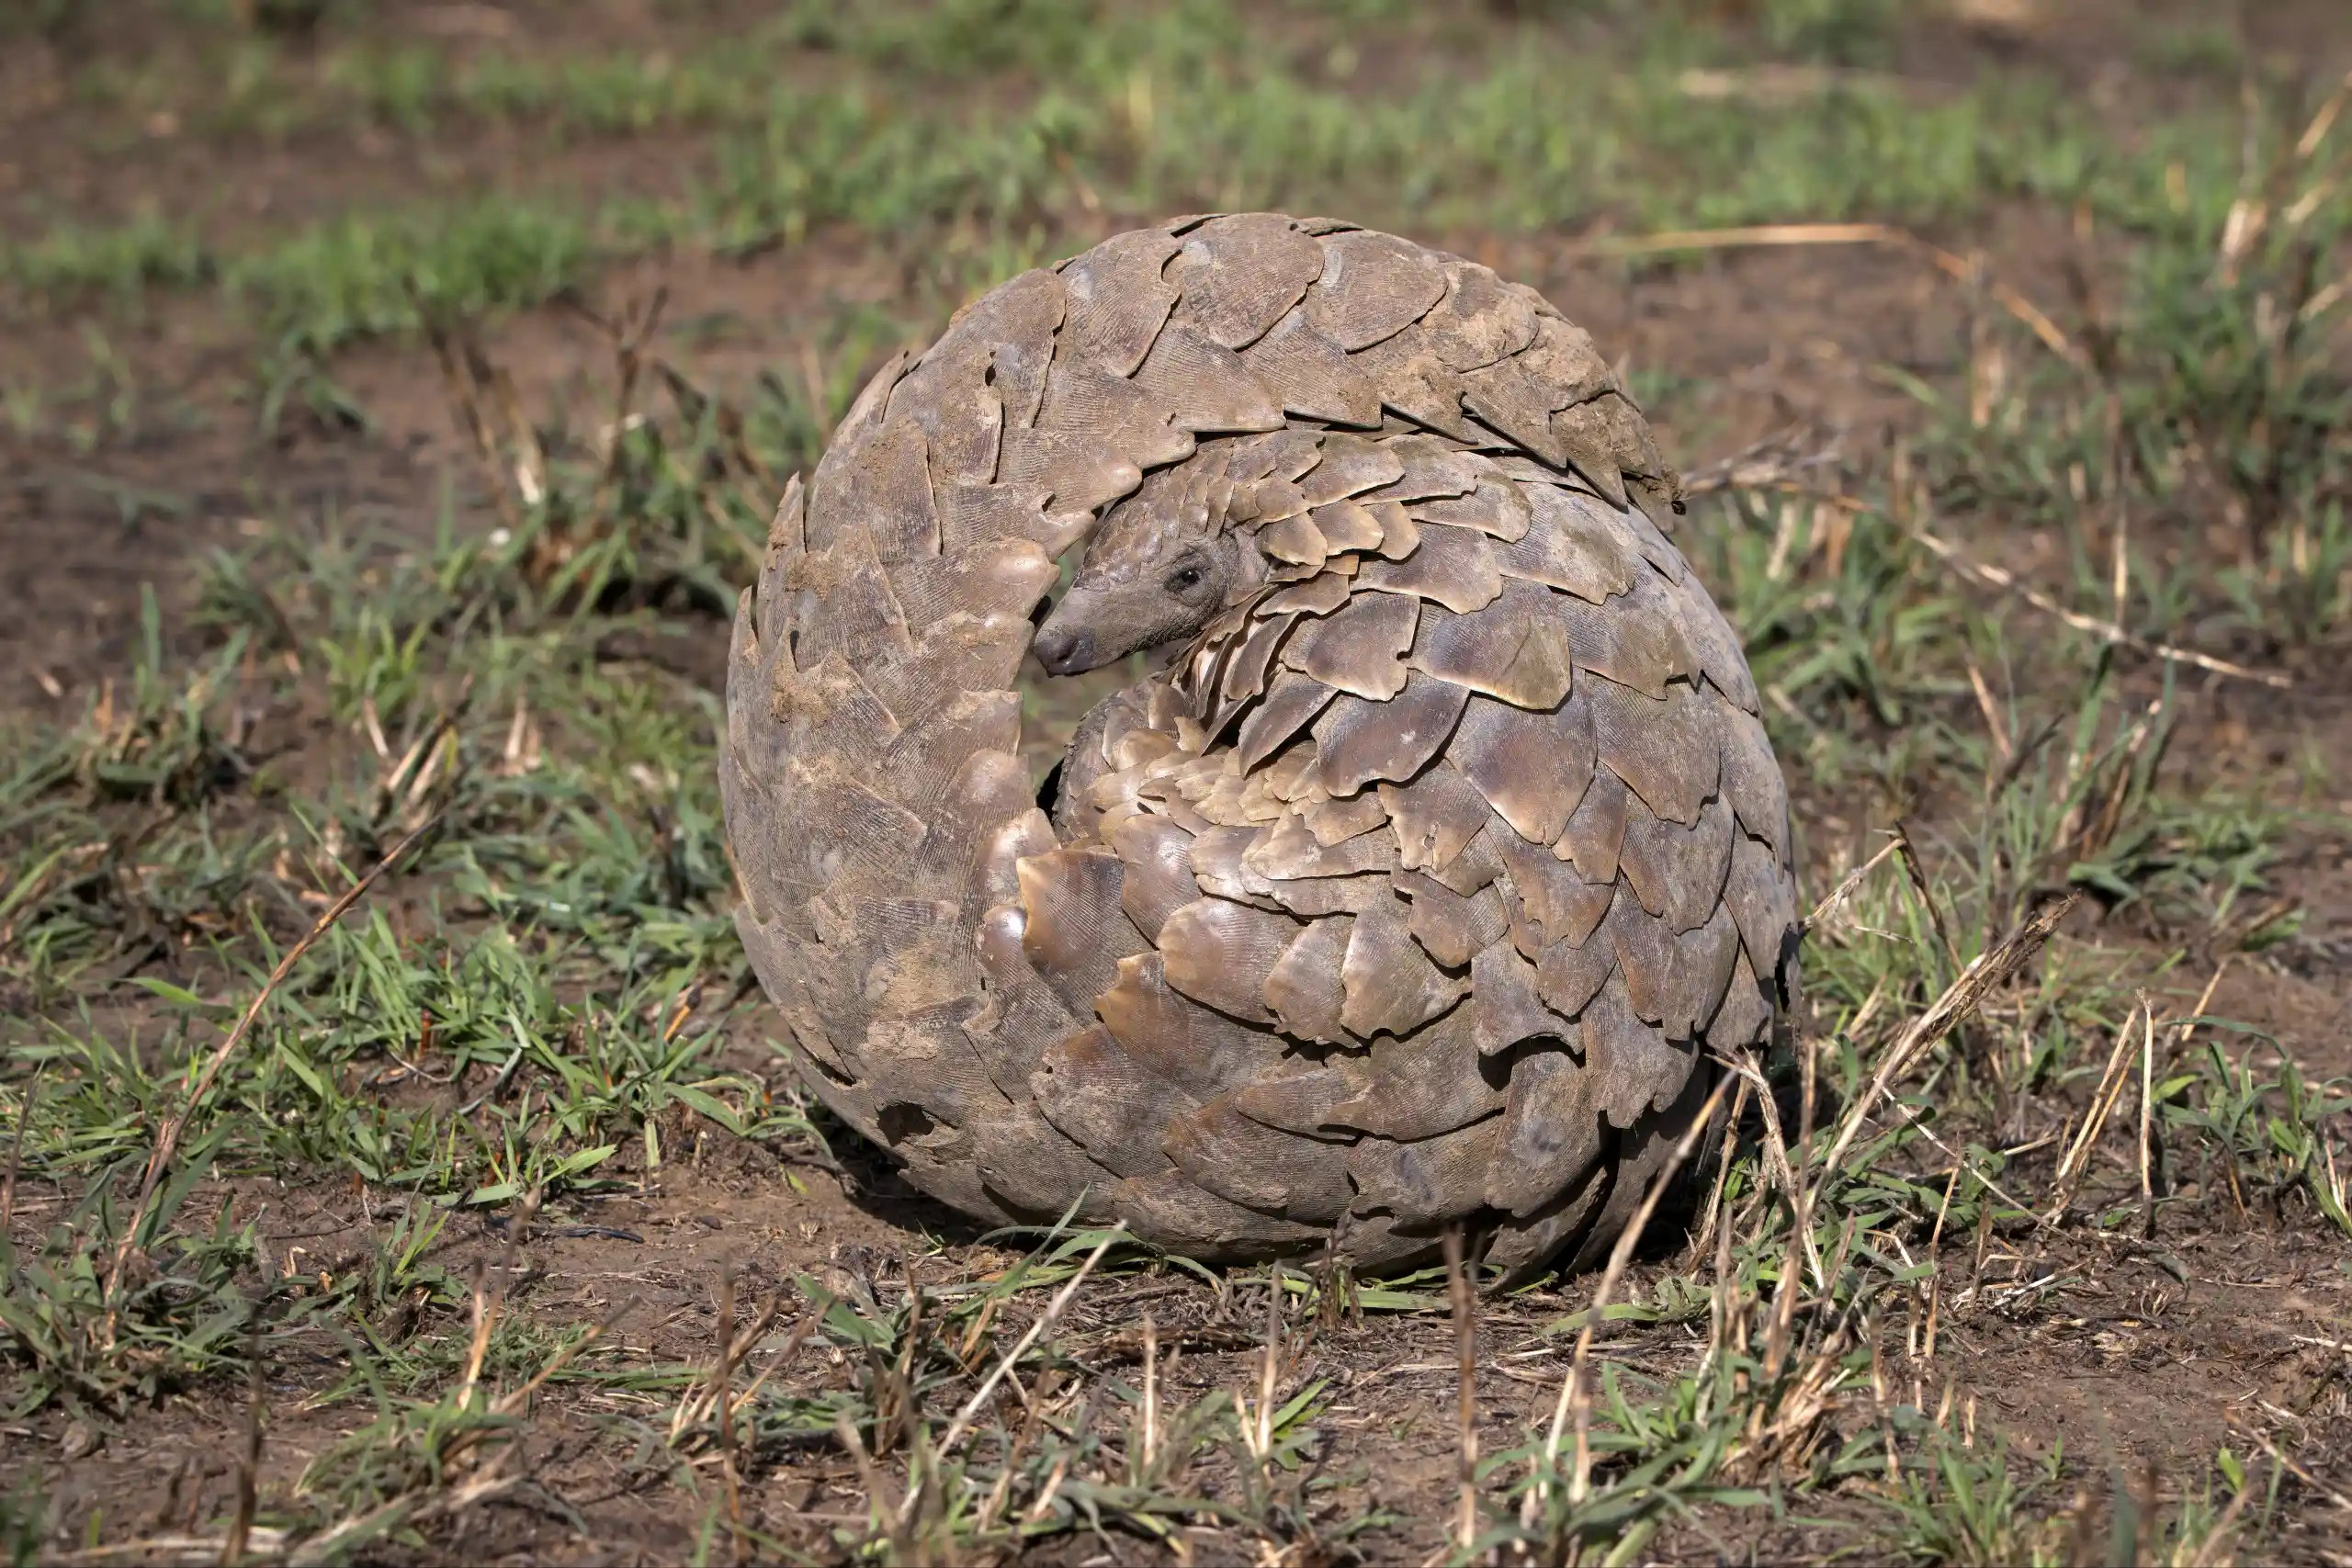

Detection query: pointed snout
xmin=1033 ymin=622 xmax=1097 ymax=677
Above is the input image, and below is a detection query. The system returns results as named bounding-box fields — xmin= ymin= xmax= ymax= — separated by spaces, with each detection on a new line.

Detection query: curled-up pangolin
xmin=722 ymin=214 xmax=1801 ymax=1280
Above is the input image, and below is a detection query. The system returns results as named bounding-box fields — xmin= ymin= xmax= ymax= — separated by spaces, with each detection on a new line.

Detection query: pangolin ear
xmin=1229 ymin=532 xmax=1268 ymax=592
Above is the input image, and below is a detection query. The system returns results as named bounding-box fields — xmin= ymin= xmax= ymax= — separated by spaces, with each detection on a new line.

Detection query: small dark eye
xmin=1166 ymin=566 xmax=1203 ymax=592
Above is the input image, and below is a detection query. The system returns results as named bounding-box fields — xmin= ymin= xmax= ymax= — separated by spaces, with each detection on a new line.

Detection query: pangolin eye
xmin=1166 ymin=565 xmax=1204 ymax=592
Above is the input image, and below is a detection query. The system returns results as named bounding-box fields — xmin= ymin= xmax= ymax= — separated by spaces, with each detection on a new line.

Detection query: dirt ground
xmin=6 ymin=3 xmax=2352 ymax=1563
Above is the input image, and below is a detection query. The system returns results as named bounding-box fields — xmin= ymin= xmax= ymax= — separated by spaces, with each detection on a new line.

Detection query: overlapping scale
xmin=724 ymin=214 xmax=1801 ymax=1275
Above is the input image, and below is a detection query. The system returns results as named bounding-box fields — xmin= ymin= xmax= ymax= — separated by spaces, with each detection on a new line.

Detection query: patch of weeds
xmin=419 ymin=296 xmax=907 ymax=620
xmin=2222 ymin=499 xmax=2351 ymax=650
xmin=2172 ymin=1035 xmax=2352 ymax=1241
xmin=339 ymin=1200 xmax=466 ymax=1331
xmin=327 ymin=1301 xmax=594 ymax=1405
xmin=71 ymin=616 xmax=245 ymax=783
xmin=0 ymin=379 xmax=46 ymax=442
xmin=0 ymin=608 xmax=282 ymax=994
xmin=33 ymin=878 xmax=766 ymax=1209
xmin=2077 ymin=785 xmax=2290 ymax=943
xmin=2132 ymin=20 xmax=2243 ymax=80
xmin=229 ymin=200 xmax=593 ymax=359
xmin=0 ymin=215 xmax=209 ymax=313
xmin=787 ymin=0 xmax=1113 ymax=80
xmin=0 ymin=1132 xmax=262 ymax=1413
xmin=40 ymin=324 xmax=172 ymax=455
xmin=1480 ymin=1023 xmax=2005 ymax=1562
xmin=0 ymin=1471 xmax=46 ymax=1568
xmin=0 ymin=456 xmax=808 ymax=1439
xmin=1865 ymin=1433 xmax=2275 ymax=1567
xmin=1687 ymin=455 xmax=2295 ymax=1119
xmin=1953 ymin=656 xmax=2287 ymax=942
xmin=2151 ymin=1447 xmax=2280 ymax=1565
xmin=1906 ymin=71 xmax=2352 ymax=650
xmin=673 ymin=1224 xmax=1341 ymax=1561
xmin=1750 ymin=0 xmax=1904 ymax=67
xmin=322 ymin=42 xmax=772 ymax=139
xmin=1866 ymin=1420 xmax=2064 ymax=1566
xmin=288 ymin=1280 xmax=618 ymax=1559
xmin=15 ymin=0 xmax=2269 ymax=359
xmin=253 ymin=344 xmax=372 ymax=442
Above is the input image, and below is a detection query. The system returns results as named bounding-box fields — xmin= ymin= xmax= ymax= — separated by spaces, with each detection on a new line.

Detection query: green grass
xmin=1 ymin=0 xmax=2275 ymax=358
xmin=3 ymin=214 xmax=211 ymax=310
xmin=230 ymin=201 xmax=593 ymax=358
xmin=320 ymin=44 xmax=777 ymax=138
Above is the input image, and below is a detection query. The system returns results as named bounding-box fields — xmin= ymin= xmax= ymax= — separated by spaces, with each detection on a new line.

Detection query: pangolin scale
xmin=722 ymin=214 xmax=1801 ymax=1280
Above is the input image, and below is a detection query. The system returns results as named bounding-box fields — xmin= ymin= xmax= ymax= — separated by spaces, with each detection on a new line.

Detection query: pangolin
xmin=722 ymin=214 xmax=1801 ymax=1280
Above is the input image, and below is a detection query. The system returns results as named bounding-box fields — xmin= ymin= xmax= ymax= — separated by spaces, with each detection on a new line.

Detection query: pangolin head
xmin=1032 ymin=450 xmax=1265 ymax=676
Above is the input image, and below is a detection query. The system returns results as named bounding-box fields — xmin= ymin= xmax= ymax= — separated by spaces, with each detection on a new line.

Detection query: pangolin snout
xmin=1033 ymin=624 xmax=1096 ymax=676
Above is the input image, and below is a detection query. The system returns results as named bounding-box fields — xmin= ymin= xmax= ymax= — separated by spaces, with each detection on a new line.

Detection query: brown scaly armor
xmin=721 ymin=215 xmax=1800 ymax=1280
